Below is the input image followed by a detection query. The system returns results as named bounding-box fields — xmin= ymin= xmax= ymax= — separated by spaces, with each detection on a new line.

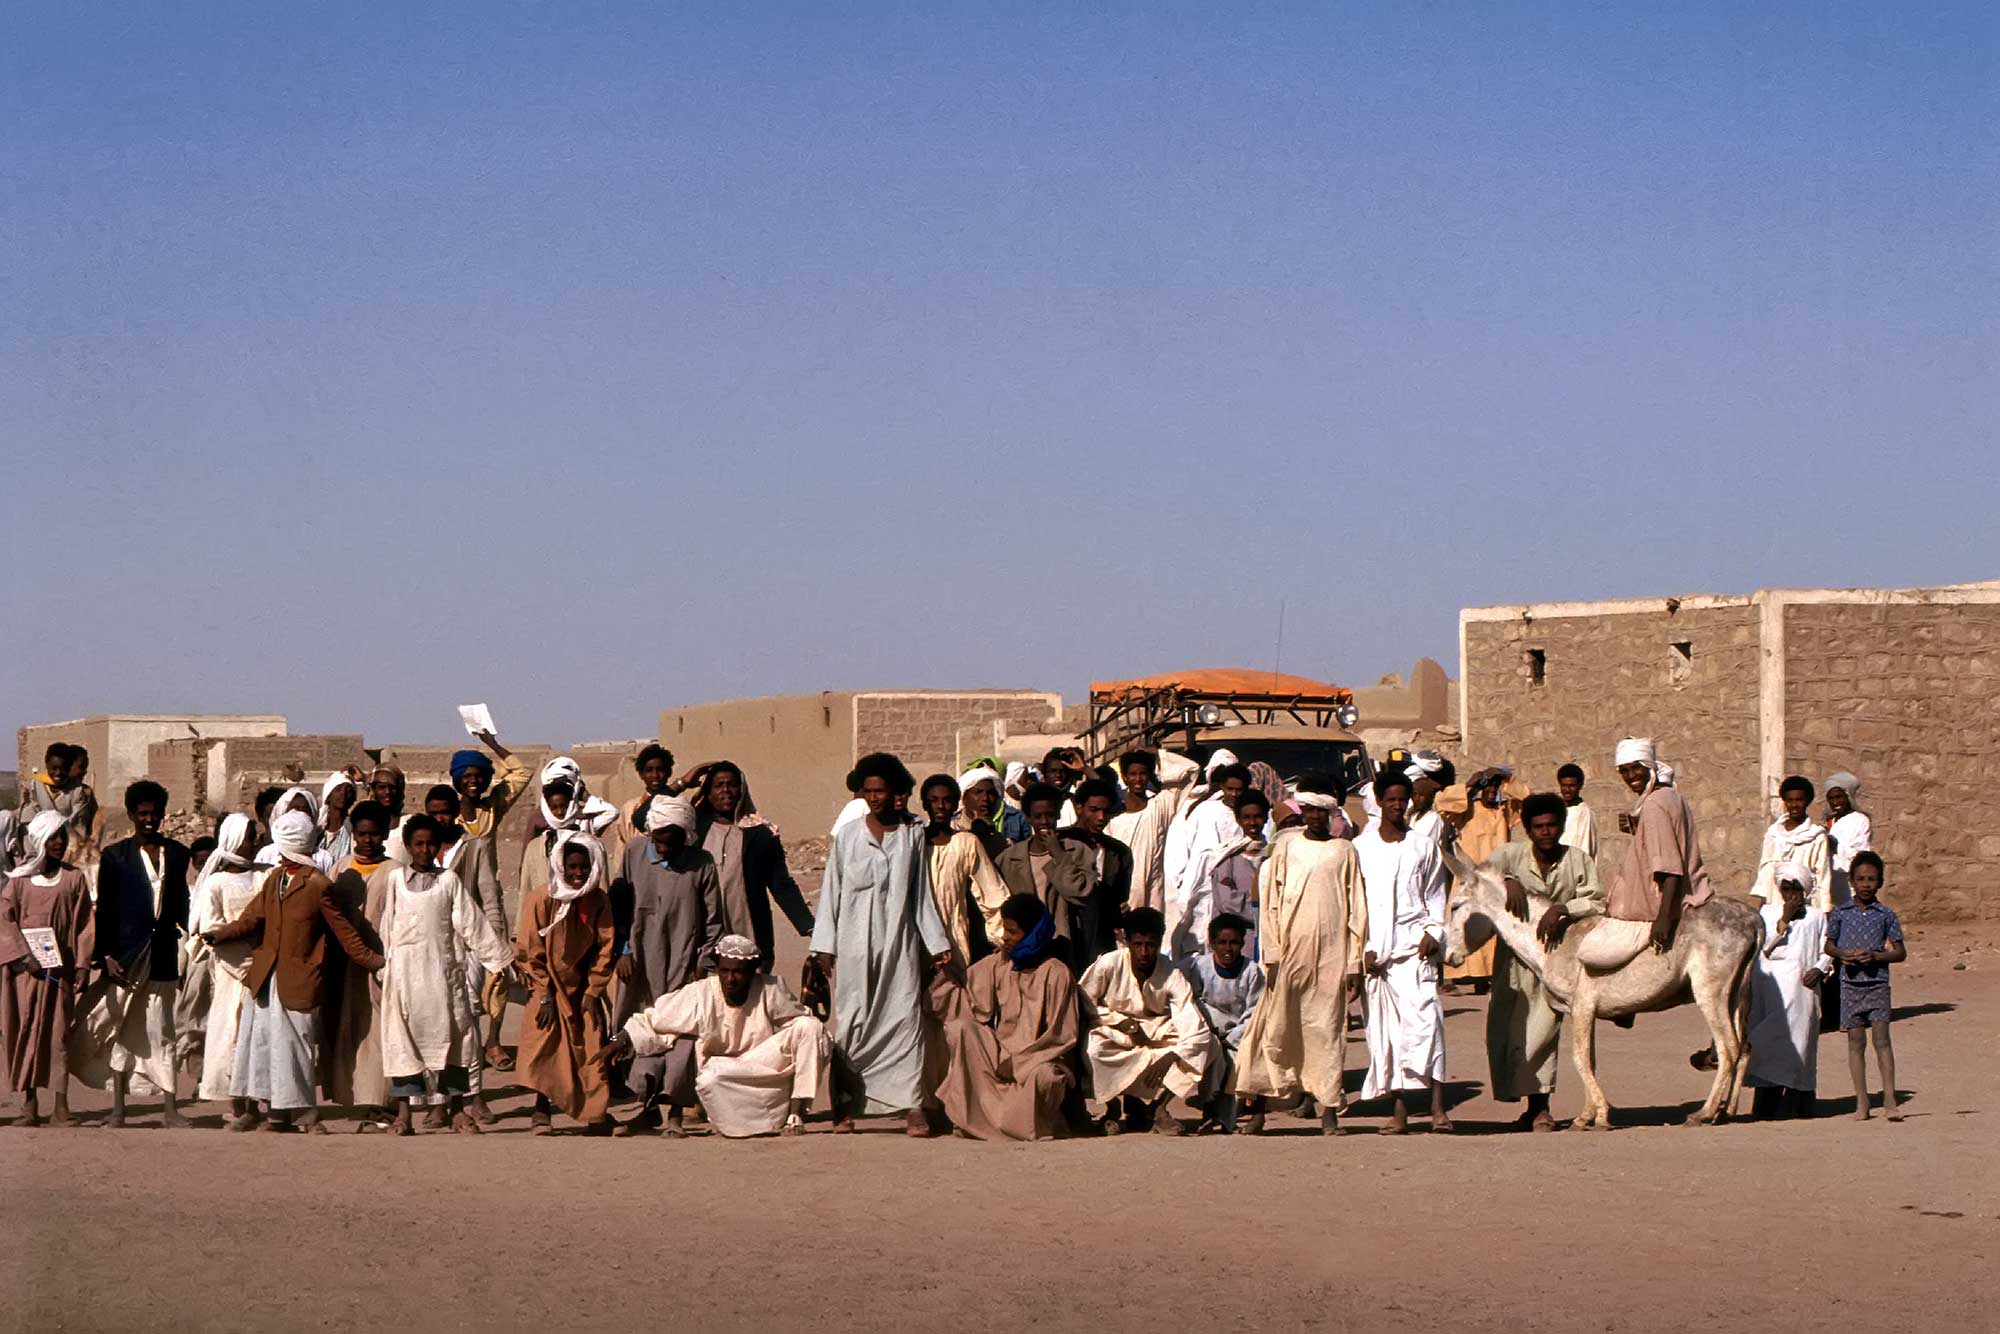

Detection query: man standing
xmin=1104 ymin=749 xmax=1200 ymax=914
xmin=1058 ymin=777 xmax=1133 ymax=961
xmin=1556 ymin=764 xmax=1598 ymax=862
xmin=1485 ymin=791 xmax=1603 ymax=1131
xmin=1234 ymin=777 xmax=1366 ymax=1135
xmin=450 ymin=730 xmax=531 ymax=845
xmin=689 ymin=761 xmax=813 ymax=972
xmin=996 ymin=783 xmax=1098 ymax=972
xmin=77 ymin=781 xmax=192 ymax=1128
xmin=1165 ymin=761 xmax=1253 ymax=961
xmin=1581 ymin=737 xmax=1713 ymax=969
xmin=810 ymin=753 xmax=953 ymax=1134
xmin=920 ymin=774 xmax=1008 ymax=966
xmin=1353 ymin=769 xmax=1450 ymax=1134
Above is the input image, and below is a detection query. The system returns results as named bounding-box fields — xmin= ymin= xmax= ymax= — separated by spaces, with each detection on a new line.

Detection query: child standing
xmin=1 ymin=812 xmax=91 ymax=1126
xmin=516 ymin=831 xmax=618 ymax=1135
xmin=1824 ymin=852 xmax=1905 ymax=1121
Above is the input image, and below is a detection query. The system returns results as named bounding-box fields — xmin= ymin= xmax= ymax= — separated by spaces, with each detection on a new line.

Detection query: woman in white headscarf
xmin=183 ymin=814 xmax=262 ymax=1105
xmin=2 ymin=811 xmax=91 ymax=1124
xmin=1823 ymin=771 xmax=1870 ymax=908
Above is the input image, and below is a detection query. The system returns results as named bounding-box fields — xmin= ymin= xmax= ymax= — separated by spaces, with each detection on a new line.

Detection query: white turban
xmin=321 ymin=772 xmax=357 ymax=805
xmin=196 ymin=813 xmax=256 ymax=891
xmin=1204 ymin=749 xmax=1240 ymax=776
xmin=269 ymin=810 xmax=320 ymax=869
xmin=542 ymin=830 xmax=606 ymax=937
xmin=1293 ymin=790 xmax=1344 ymax=811
xmin=1824 ymin=771 xmax=1861 ymax=802
xmin=276 ymin=784 xmax=322 ymax=826
xmin=7 ymin=810 xmax=70 ymax=878
xmin=1774 ymin=859 xmax=1817 ymax=896
xmin=1655 ymin=763 xmax=1676 ymax=787
xmin=646 ymin=795 xmax=698 ymax=838
xmin=538 ymin=756 xmax=617 ymax=835
xmin=1614 ymin=737 xmax=1658 ymax=768
xmin=958 ymin=766 xmax=1001 ymax=794
xmin=1003 ymin=761 xmax=1028 ymax=790
xmin=714 ymin=934 xmax=760 ymax=962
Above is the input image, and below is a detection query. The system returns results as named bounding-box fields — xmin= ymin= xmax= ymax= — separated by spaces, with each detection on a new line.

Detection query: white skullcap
xmin=1824 ymin=771 xmax=1861 ymax=801
xmin=1614 ymin=737 xmax=1658 ymax=768
xmin=1774 ymin=859 xmax=1816 ymax=896
xmin=7 ymin=810 xmax=69 ymax=878
xmin=714 ymin=934 xmax=761 ymax=962
xmin=1293 ymin=791 xmax=1343 ymax=811
xmin=270 ymin=810 xmax=320 ymax=869
xmin=647 ymin=794 xmax=698 ymax=837
xmin=1205 ymin=748 xmax=1240 ymax=775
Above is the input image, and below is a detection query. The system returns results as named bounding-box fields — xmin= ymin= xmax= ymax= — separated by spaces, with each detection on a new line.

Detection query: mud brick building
xmin=1460 ymin=583 xmax=2000 ymax=921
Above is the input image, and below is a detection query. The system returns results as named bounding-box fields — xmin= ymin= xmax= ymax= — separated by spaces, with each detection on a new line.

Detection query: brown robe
xmin=321 ymin=860 xmax=391 ymax=1105
xmin=930 ymin=951 xmax=1079 ymax=1141
xmin=0 ymin=867 xmax=92 ymax=1090
xmin=515 ymin=883 xmax=616 ymax=1122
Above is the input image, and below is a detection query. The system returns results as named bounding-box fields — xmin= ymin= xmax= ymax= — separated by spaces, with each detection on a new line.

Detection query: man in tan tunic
xmin=930 ymin=893 xmax=1080 ymax=1140
xmin=1579 ymin=737 xmax=1713 ymax=970
xmin=1077 ymin=906 xmax=1213 ymax=1135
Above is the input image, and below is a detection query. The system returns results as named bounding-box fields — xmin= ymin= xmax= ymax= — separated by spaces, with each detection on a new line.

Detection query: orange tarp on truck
xmin=1089 ymin=668 xmax=1352 ymax=702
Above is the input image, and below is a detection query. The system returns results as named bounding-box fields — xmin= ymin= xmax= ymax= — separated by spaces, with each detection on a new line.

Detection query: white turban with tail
xmin=7 ymin=810 xmax=69 ymax=878
xmin=1824 ymin=771 xmax=1861 ymax=802
xmin=542 ymin=831 xmax=607 ymax=937
xmin=646 ymin=795 xmax=698 ymax=838
xmin=1293 ymin=791 xmax=1343 ymax=811
xmin=1614 ymin=737 xmax=1658 ymax=768
xmin=270 ymin=810 xmax=320 ymax=869
xmin=1204 ymin=749 xmax=1240 ymax=776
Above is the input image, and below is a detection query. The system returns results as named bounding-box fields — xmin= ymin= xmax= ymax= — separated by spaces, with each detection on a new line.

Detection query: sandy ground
xmin=5 ymin=919 xmax=1995 ymax=1334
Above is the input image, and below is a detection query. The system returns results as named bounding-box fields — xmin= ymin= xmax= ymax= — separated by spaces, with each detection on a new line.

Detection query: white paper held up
xmin=458 ymin=703 xmax=496 ymax=737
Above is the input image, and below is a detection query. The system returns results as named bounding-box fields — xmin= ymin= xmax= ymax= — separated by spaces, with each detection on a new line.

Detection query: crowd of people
xmin=0 ymin=729 xmax=1909 ymax=1136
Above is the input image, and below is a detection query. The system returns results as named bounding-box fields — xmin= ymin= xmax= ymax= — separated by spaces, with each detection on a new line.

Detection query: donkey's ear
xmin=1440 ymin=840 xmax=1475 ymax=886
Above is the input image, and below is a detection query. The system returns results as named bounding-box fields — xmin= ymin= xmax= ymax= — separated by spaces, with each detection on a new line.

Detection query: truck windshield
xmin=1185 ymin=739 xmax=1370 ymax=796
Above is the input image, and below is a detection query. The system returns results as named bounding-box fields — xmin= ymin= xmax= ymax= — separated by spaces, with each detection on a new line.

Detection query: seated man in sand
xmin=599 ymin=934 xmax=829 ymax=1138
xmin=1077 ymin=907 xmax=1214 ymax=1135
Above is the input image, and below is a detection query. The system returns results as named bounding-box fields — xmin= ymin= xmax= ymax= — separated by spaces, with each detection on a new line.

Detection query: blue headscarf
xmin=450 ymin=749 xmax=492 ymax=781
xmin=1007 ymin=911 xmax=1057 ymax=970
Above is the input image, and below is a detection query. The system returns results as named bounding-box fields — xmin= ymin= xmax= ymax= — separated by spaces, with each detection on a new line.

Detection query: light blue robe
xmin=810 ymin=817 xmax=952 ymax=1115
xmin=1183 ymin=953 xmax=1265 ymax=1117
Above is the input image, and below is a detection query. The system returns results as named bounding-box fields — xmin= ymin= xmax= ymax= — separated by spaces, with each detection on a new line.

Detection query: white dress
xmin=188 ymin=868 xmax=263 ymax=1100
xmin=376 ymin=867 xmax=516 ymax=1079
xmin=1353 ymin=826 xmax=1447 ymax=1097
xmin=1745 ymin=904 xmax=1831 ymax=1090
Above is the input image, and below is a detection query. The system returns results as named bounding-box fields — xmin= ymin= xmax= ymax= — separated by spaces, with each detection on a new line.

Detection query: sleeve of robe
xmin=0 ymin=877 xmax=29 ymax=970
xmin=1011 ymin=964 xmax=1081 ymax=1079
xmin=468 ymin=841 xmax=507 ymax=941
xmin=1045 ymin=840 xmax=1096 ymax=906
xmin=448 ymin=873 xmax=517 ymax=975
xmin=488 ymin=753 xmax=531 ymax=822
xmin=1161 ymin=965 xmax=1210 ymax=1047
xmin=761 ymin=975 xmax=810 ymax=1027
xmin=1224 ymin=966 xmax=1265 ymax=1047
xmin=808 ymin=835 xmax=845 ymax=958
xmin=759 ymin=832 xmax=816 ymax=937
xmin=608 ymin=840 xmax=639 ymax=958
xmin=318 ymin=883 xmax=386 ymax=969
xmin=583 ymin=894 xmax=618 ymax=1002
xmin=966 ymin=838 xmax=1010 ymax=947
xmin=208 ymin=880 xmax=271 ymax=945
xmin=1258 ymin=838 xmax=1288 ymax=963
xmin=910 ymin=832 xmax=953 ymax=959
xmin=696 ymin=859 xmax=725 ymax=967
xmin=1564 ymin=849 xmax=1606 ymax=920
xmin=623 ymin=977 xmax=711 ymax=1057
xmin=515 ymin=891 xmax=552 ymax=995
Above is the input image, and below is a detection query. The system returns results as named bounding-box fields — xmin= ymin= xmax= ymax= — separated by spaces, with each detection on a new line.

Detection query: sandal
xmin=531 ymin=1113 xmax=554 ymax=1136
xmin=485 ymin=1045 xmax=515 ymax=1072
xmin=450 ymin=1112 xmax=482 ymax=1135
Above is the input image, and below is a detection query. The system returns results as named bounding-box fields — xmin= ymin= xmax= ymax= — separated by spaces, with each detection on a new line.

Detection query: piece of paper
xmin=21 ymin=927 xmax=61 ymax=971
xmin=457 ymin=703 xmax=496 ymax=737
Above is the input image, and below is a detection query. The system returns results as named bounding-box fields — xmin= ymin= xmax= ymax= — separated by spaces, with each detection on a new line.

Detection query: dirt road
xmin=6 ymin=924 xmax=1994 ymax=1334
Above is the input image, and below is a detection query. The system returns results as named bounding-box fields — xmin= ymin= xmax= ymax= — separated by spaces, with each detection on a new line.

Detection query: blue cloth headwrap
xmin=1007 ymin=912 xmax=1057 ymax=970
xmin=450 ymin=749 xmax=492 ymax=780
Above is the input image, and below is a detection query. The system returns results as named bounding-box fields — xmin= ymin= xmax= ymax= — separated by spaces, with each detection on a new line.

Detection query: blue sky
xmin=4 ymin=3 xmax=1994 ymax=752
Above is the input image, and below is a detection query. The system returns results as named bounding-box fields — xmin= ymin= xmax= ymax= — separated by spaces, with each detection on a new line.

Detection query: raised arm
xmin=760 ymin=833 xmax=815 ymax=937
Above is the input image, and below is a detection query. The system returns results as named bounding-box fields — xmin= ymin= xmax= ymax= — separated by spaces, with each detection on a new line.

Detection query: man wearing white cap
xmin=1582 ymin=738 xmax=1714 ymax=969
xmin=601 ymin=933 xmax=830 ymax=1137
xmin=609 ymin=795 xmax=723 ymax=1136
xmin=1743 ymin=861 xmax=1831 ymax=1118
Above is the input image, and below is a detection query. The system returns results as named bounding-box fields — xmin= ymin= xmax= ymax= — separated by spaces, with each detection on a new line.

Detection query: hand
xmin=1502 ymin=876 xmax=1531 ymax=921
xmin=615 ymin=955 xmax=634 ymax=983
xmin=1363 ymin=949 xmax=1381 ymax=975
xmin=1649 ymin=913 xmax=1678 ymax=954
xmin=596 ymin=1033 xmax=633 ymax=1071
xmin=1535 ymin=905 xmax=1571 ymax=949
xmin=1801 ymin=968 xmax=1825 ymax=989
xmin=103 ymin=957 xmax=128 ymax=985
xmin=1617 ymin=813 xmax=1637 ymax=835
xmin=199 ymin=930 xmax=219 ymax=946
xmin=475 ymin=729 xmax=499 ymax=747
xmin=930 ymin=951 xmax=954 ymax=971
xmin=535 ymin=992 xmax=558 ymax=1031
xmin=1027 ymin=829 xmax=1058 ymax=856
xmin=810 ymin=952 xmax=835 ymax=987
xmin=1418 ymin=933 xmax=1440 ymax=961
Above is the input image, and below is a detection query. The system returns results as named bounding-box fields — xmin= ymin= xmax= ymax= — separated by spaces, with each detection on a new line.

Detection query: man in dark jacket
xmin=89 ymin=780 xmax=192 ymax=1127
xmin=688 ymin=761 xmax=813 ymax=973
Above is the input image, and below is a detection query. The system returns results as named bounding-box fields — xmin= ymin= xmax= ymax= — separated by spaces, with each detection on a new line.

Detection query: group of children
xmin=0 ymin=734 xmax=1911 ymax=1133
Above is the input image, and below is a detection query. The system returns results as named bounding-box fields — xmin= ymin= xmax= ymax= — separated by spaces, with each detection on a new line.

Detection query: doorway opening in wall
xmin=1669 ymin=640 xmax=1693 ymax=685
xmin=1525 ymin=648 xmax=1546 ymax=686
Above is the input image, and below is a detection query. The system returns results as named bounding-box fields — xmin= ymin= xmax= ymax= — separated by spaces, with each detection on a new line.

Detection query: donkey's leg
xmin=1685 ymin=960 xmax=1738 ymax=1125
xmin=1569 ymin=993 xmax=1610 ymax=1130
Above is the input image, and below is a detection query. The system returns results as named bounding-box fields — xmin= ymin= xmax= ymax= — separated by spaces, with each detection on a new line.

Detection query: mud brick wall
xmin=853 ymin=693 xmax=1062 ymax=785
xmin=1784 ymin=601 xmax=2000 ymax=921
xmin=1463 ymin=604 xmax=1765 ymax=891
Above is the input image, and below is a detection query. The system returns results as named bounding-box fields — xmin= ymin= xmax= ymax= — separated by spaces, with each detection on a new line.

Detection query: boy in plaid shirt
xmin=1824 ymin=852 xmax=1905 ymax=1121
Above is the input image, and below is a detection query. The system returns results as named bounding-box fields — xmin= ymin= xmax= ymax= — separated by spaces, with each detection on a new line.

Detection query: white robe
xmin=623 ymin=974 xmax=830 ymax=1136
xmin=1105 ymin=751 xmax=1200 ymax=914
xmin=810 ymin=818 xmax=952 ymax=1115
xmin=1745 ymin=904 xmax=1832 ymax=1091
xmin=1751 ymin=819 xmax=1834 ymax=911
xmin=187 ymin=868 xmax=263 ymax=1101
xmin=376 ymin=867 xmax=516 ymax=1079
xmin=1353 ymin=826 xmax=1447 ymax=1097
xmin=1165 ymin=794 xmax=1242 ymax=961
xmin=1560 ymin=801 xmax=1599 ymax=862
xmin=1828 ymin=811 xmax=1871 ymax=908
xmin=1077 ymin=949 xmax=1214 ymax=1103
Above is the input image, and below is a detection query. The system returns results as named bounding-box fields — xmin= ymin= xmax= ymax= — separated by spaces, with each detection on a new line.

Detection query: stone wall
xmin=1462 ymin=602 xmax=1766 ymax=891
xmin=1783 ymin=600 xmax=2000 ymax=920
xmin=853 ymin=692 xmax=1064 ymax=787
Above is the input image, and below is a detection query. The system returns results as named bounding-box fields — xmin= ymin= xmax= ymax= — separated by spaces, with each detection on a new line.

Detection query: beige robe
xmin=1484 ymin=842 xmax=1602 ymax=1100
xmin=1234 ymin=832 xmax=1365 ymax=1106
xmin=1078 ymin=948 xmax=1213 ymax=1103
xmin=622 ymin=973 xmax=829 ymax=1136
xmin=1751 ymin=819 xmax=1833 ymax=911
xmin=322 ymin=860 xmax=392 ymax=1106
xmin=930 ymin=952 xmax=1079 ymax=1140
xmin=928 ymin=832 xmax=1009 ymax=965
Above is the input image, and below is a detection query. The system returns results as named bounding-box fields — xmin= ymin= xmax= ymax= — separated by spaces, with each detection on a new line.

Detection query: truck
xmin=1084 ymin=668 xmax=1375 ymax=797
